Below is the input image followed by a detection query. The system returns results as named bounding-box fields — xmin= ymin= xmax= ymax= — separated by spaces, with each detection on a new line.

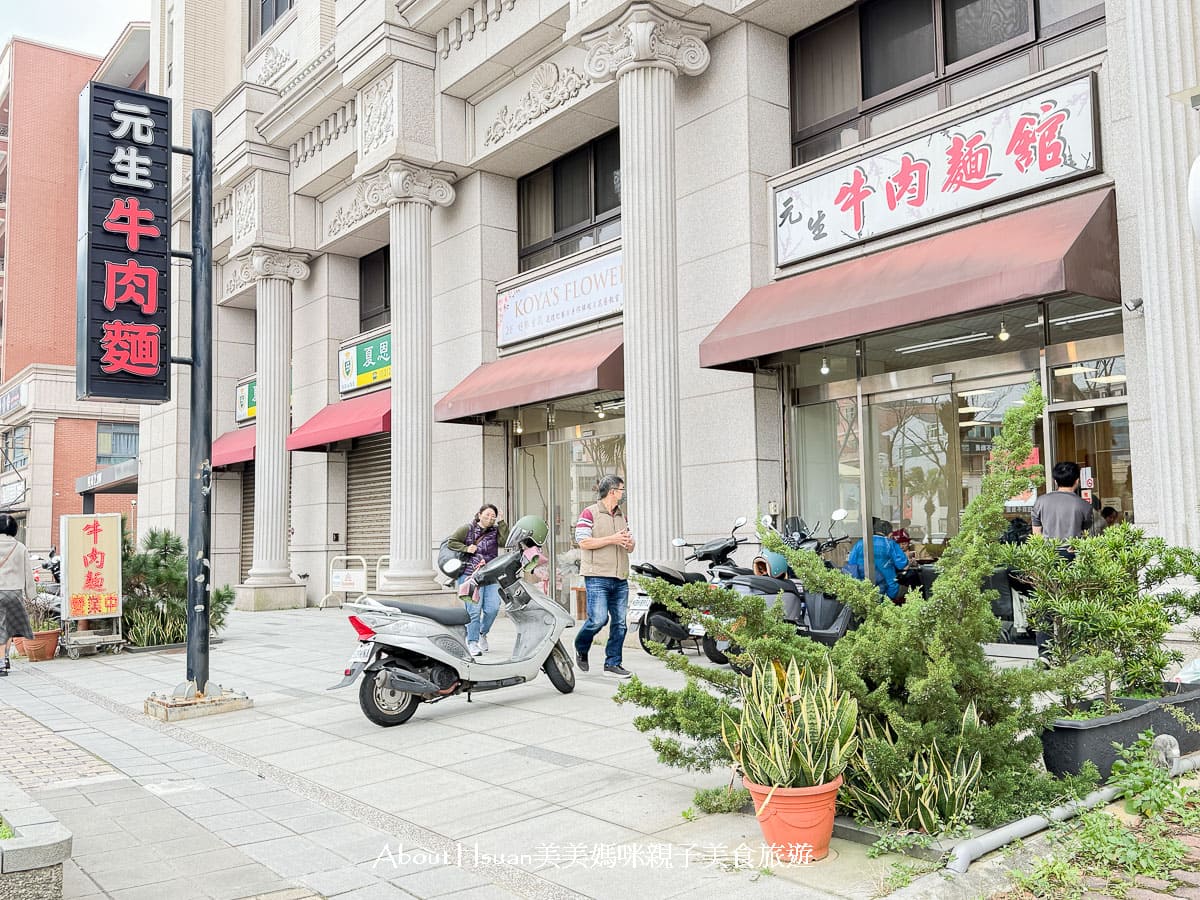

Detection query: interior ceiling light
xmin=1091 ymin=374 xmax=1128 ymax=384
xmin=820 ymin=356 xmax=830 ymax=375
xmin=895 ymin=333 xmax=992 ymax=354
xmin=594 ymin=403 xmax=606 ymax=419
xmin=997 ymin=321 xmax=1010 ymax=341
xmin=514 ymin=414 xmax=523 ymax=434
xmin=958 ymin=405 xmax=988 ymax=413
xmin=1055 ymin=364 xmax=1098 ymax=376
xmin=1078 ymin=407 xmax=1096 ymax=413
xmin=959 ymin=420 xmax=984 ymax=428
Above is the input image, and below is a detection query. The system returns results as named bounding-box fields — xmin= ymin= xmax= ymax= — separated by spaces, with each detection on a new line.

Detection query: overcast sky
xmin=2 ymin=0 xmax=153 ymax=58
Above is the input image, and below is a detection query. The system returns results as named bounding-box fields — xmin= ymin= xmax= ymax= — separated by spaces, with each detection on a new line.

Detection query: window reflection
xmin=1051 ymin=356 xmax=1127 ymax=402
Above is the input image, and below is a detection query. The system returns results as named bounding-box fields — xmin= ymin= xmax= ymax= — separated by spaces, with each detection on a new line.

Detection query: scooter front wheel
xmin=543 ymin=641 xmax=575 ymax=694
xmin=638 ymin=616 xmax=681 ymax=655
xmin=359 ymin=663 xmax=421 ymax=726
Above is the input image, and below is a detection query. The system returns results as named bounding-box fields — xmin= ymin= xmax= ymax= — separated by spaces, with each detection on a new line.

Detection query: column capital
xmin=582 ymin=3 xmax=710 ymax=82
xmin=229 ymin=249 xmax=311 ymax=288
xmin=383 ymin=161 xmax=456 ymax=209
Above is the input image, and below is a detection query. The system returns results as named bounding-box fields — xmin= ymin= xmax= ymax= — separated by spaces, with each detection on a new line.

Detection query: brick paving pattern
xmin=0 ymin=705 xmax=115 ymax=789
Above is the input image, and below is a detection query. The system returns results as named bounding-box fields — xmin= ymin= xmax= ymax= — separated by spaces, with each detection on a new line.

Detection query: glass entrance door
xmin=513 ymin=420 xmax=626 ymax=609
xmin=1049 ymin=405 xmax=1133 ymax=526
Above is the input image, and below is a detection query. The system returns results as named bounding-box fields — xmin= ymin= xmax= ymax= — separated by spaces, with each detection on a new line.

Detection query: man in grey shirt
xmin=1031 ymin=461 xmax=1094 ymax=539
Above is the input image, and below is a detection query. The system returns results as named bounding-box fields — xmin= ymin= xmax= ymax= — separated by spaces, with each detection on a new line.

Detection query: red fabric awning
xmin=699 ymin=188 xmax=1120 ymax=371
xmin=435 ymin=329 xmax=624 ymax=423
xmin=287 ymin=388 xmax=392 ymax=452
xmin=212 ymin=425 xmax=255 ymax=468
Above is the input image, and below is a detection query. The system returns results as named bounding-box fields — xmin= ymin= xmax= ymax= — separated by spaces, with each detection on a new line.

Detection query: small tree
xmin=1002 ymin=526 xmax=1200 ymax=710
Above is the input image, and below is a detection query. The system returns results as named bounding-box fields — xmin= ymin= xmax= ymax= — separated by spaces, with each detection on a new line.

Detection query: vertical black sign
xmin=77 ymin=83 xmax=171 ymax=403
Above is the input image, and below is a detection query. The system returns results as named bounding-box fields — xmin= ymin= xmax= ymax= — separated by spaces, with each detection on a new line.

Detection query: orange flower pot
xmin=743 ymin=774 xmax=842 ymax=863
xmin=23 ymin=629 xmax=61 ymax=662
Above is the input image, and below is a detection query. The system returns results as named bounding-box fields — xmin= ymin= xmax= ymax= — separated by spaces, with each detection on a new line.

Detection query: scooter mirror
xmin=671 ymin=537 xmax=688 ymax=547
xmin=442 ymin=558 xmax=463 ymax=576
xmin=831 ymin=508 xmax=848 ymax=522
xmin=732 ymin=516 xmax=748 ymax=530
xmin=760 ymin=514 xmax=773 ymax=527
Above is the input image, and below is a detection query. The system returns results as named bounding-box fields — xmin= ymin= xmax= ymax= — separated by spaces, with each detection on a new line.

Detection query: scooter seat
xmin=372 ymin=598 xmax=471 ymax=626
xmin=727 ymin=575 xmax=802 ymax=597
xmin=631 ymin=562 xmax=705 ymax=585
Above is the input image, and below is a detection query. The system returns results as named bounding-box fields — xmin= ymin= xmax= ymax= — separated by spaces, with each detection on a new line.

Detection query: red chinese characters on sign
xmin=942 ymin=132 xmax=999 ymax=193
xmin=68 ymin=593 xmax=118 ymax=617
xmin=1005 ymin=101 xmax=1070 ymax=174
xmin=833 ymin=166 xmax=874 ymax=233
xmin=100 ymin=321 xmax=162 ymax=376
xmin=101 ymin=197 xmax=160 ymax=252
xmin=68 ymin=516 xmax=120 ymax=620
xmin=884 ymin=153 xmax=931 ymax=211
xmin=104 ymin=259 xmax=159 ymax=315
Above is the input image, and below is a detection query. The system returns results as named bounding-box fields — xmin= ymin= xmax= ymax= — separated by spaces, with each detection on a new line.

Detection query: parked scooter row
xmin=628 ymin=511 xmax=859 ymax=669
xmin=626 ymin=516 xmax=752 ymax=663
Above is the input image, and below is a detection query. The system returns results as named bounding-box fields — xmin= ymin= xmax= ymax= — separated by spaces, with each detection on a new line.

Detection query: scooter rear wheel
xmin=638 ymin=616 xmax=682 ymax=655
xmin=700 ymin=635 xmax=730 ymax=665
xmin=543 ymin=641 xmax=575 ymax=694
xmin=359 ymin=662 xmax=421 ymax=726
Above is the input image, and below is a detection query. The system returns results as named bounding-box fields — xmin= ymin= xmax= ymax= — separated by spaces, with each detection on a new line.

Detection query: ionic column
xmin=244 ymin=249 xmax=310 ymax=584
xmin=584 ymin=4 xmax=709 ymax=560
xmin=1126 ymin=2 xmax=1200 ymax=549
xmin=377 ymin=162 xmax=455 ymax=593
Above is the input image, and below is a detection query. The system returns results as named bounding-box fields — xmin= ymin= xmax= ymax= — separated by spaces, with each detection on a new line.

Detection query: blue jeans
xmin=574 ymin=576 xmax=628 ymax=668
xmin=459 ymin=578 xmax=500 ymax=643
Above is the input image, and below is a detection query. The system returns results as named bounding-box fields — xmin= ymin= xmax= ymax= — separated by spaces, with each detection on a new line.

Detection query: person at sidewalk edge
xmin=1031 ymin=461 xmax=1094 ymax=540
xmin=573 ymin=474 xmax=635 ymax=678
xmin=0 ymin=513 xmax=37 ymax=675
xmin=447 ymin=504 xmax=509 ymax=657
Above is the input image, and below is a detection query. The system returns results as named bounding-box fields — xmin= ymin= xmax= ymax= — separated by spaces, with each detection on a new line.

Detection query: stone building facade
xmin=144 ymin=0 xmax=1200 ymax=608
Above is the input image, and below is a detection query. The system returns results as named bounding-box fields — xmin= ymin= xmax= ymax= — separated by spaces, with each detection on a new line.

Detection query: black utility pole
xmin=185 ymin=109 xmax=213 ymax=695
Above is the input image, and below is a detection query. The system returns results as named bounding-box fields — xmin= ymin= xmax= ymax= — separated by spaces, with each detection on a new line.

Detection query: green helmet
xmin=508 ymin=514 xmax=549 ymax=549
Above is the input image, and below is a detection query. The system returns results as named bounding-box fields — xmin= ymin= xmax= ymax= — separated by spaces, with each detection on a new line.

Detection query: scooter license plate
xmin=349 ymin=642 xmax=372 ymax=664
xmin=688 ymin=623 xmax=706 ymax=637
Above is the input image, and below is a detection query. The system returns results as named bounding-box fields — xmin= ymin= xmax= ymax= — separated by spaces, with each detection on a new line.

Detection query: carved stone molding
xmin=361 ymin=73 xmax=395 ymax=154
xmin=280 ymin=42 xmax=334 ymax=96
xmin=384 ymin=163 xmax=456 ymax=209
xmin=583 ymin=3 xmax=710 ymax=82
xmin=255 ymin=46 xmax=292 ymax=85
xmin=233 ymin=179 xmax=257 ymax=240
xmin=483 ymin=62 xmax=591 ymax=147
xmin=326 ymin=164 xmax=454 ymax=239
xmin=225 ymin=249 xmax=311 ymax=295
xmin=326 ymin=173 xmax=391 ymax=238
xmin=438 ymin=0 xmax=518 ymax=60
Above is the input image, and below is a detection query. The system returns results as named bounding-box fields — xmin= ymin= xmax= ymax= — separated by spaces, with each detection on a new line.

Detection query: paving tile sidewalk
xmin=0 ymin=608 xmax=924 ymax=899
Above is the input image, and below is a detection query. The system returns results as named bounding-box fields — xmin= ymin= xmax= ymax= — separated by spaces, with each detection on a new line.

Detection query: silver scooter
xmin=330 ymin=527 xmax=577 ymax=726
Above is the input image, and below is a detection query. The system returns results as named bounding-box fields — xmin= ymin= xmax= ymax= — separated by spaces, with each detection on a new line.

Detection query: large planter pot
xmin=22 ymin=629 xmax=61 ymax=662
xmin=743 ymin=774 xmax=842 ymax=863
xmin=1042 ymin=683 xmax=1200 ymax=778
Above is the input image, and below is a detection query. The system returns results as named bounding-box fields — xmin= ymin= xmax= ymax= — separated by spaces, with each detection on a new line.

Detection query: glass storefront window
xmin=867 ymin=392 xmax=958 ymax=551
xmin=1051 ymin=355 xmax=1127 ymax=403
xmin=862 ymin=303 xmax=1040 ymax=374
xmin=957 ymin=381 xmax=1044 ymax=527
xmin=789 ymin=341 xmax=858 ymax=390
xmin=1045 ymin=295 xmax=1123 ymax=343
xmin=791 ymin=398 xmax=864 ymax=545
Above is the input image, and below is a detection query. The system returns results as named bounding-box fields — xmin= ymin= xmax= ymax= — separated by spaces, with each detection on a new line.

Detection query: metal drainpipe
xmin=945 ymin=753 xmax=1200 ymax=875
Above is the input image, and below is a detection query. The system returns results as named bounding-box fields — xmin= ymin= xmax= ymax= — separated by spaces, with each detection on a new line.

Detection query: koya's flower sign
xmin=61 ymin=513 xmax=123 ymax=621
xmin=497 ymin=248 xmax=622 ymax=346
xmin=775 ymin=75 xmax=1098 ymax=267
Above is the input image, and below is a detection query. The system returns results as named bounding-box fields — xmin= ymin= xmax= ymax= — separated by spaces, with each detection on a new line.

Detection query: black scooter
xmin=628 ymin=517 xmax=752 ymax=663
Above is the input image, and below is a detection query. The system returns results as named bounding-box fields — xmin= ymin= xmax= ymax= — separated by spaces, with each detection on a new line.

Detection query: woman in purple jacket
xmin=447 ymin=504 xmax=510 ymax=657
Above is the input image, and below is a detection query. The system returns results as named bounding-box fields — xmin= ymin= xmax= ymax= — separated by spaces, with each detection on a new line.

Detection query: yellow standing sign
xmin=61 ymin=513 xmax=123 ymax=620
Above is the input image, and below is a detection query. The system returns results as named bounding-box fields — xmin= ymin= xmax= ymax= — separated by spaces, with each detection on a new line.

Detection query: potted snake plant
xmin=722 ymin=657 xmax=858 ymax=862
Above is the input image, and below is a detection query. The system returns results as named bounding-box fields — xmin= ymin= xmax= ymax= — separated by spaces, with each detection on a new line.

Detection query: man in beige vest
xmin=573 ymin=474 xmax=635 ymax=678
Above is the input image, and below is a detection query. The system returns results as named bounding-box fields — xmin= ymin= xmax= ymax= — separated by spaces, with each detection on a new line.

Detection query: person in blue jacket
xmin=846 ymin=517 xmax=911 ymax=602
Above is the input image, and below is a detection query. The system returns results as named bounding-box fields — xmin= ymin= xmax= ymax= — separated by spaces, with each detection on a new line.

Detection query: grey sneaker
xmin=603 ymin=665 xmax=632 ymax=679
xmin=468 ymin=641 xmax=482 ymax=657
xmin=575 ymin=652 xmax=589 ymax=672
xmin=478 ymin=633 xmax=489 ymax=653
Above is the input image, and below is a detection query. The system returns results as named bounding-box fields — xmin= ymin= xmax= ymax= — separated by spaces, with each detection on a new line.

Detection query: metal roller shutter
xmin=346 ymin=433 xmax=392 ymax=574
xmin=240 ymin=465 xmax=254 ymax=581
